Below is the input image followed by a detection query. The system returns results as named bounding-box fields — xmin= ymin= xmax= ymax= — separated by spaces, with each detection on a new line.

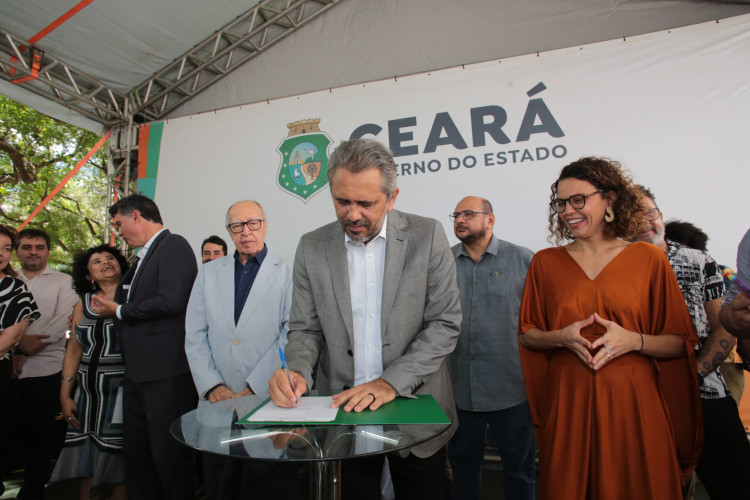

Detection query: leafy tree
xmin=0 ymin=95 xmax=109 ymax=271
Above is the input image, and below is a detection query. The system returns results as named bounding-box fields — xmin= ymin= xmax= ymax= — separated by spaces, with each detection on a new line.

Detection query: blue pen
xmin=279 ymin=347 xmax=299 ymax=408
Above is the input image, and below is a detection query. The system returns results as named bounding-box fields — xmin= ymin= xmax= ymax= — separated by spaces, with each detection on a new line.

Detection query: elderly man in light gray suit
xmin=186 ymin=200 xmax=297 ymax=500
xmin=269 ymin=138 xmax=462 ymax=500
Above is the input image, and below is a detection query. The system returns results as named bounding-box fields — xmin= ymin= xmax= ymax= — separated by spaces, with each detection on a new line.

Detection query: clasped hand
xmin=207 ymin=384 xmax=253 ymax=404
xmin=562 ymin=313 xmax=640 ymax=370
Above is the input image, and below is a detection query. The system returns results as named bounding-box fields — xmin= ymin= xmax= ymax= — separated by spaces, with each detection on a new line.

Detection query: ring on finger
xmin=606 ymin=353 xmax=611 ymax=359
xmin=367 ymin=393 xmax=376 ymax=402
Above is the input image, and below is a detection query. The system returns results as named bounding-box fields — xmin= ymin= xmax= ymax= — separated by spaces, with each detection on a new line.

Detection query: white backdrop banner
xmin=153 ymin=14 xmax=750 ymax=267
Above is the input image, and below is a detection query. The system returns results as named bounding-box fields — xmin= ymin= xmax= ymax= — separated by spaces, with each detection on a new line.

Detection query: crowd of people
xmin=1 ymin=138 xmax=749 ymax=500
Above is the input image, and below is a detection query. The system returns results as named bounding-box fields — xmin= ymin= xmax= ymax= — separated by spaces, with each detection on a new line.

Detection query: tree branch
xmin=0 ymin=138 xmax=38 ymax=183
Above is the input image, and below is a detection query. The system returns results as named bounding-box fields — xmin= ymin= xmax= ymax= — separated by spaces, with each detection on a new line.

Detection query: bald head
xmin=226 ymin=200 xmax=267 ymax=263
xmin=458 ymin=196 xmax=492 ymax=215
xmin=226 ymin=200 xmax=265 ymax=225
xmin=453 ymin=196 xmax=495 ymax=247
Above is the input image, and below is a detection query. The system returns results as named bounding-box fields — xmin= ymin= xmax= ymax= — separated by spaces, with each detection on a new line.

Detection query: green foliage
xmin=0 ymin=96 xmax=108 ymax=271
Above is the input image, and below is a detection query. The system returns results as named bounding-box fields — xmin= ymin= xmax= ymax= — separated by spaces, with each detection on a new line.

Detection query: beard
xmin=456 ymin=225 xmax=486 ymax=245
xmin=637 ymin=224 xmax=665 ymax=247
xmin=650 ymin=227 xmax=666 ymax=247
xmin=20 ymin=258 xmax=44 ymax=271
xmin=342 ymin=212 xmax=387 ymax=244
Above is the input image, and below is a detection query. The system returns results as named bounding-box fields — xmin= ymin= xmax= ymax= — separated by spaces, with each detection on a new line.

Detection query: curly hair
xmin=0 ymin=225 xmax=17 ymax=277
xmin=71 ymin=244 xmax=129 ymax=296
xmin=547 ymin=157 xmax=647 ymax=246
xmin=665 ymin=220 xmax=709 ymax=252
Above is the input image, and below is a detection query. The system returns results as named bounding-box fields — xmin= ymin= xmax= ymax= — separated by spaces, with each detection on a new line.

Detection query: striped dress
xmin=51 ymin=293 xmax=125 ymax=486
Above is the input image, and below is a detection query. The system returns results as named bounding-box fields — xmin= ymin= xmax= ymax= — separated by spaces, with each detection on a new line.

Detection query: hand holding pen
xmin=268 ymin=348 xmax=307 ymax=408
xmin=279 ymin=347 xmax=299 ymax=408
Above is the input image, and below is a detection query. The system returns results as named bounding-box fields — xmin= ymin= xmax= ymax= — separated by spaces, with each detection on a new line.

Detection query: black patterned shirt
xmin=0 ymin=276 xmax=40 ymax=361
xmin=666 ymin=240 xmax=727 ymax=399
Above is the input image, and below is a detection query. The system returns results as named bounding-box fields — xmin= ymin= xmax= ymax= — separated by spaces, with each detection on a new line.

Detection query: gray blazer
xmin=185 ymin=250 xmax=292 ymax=397
xmin=285 ymin=210 xmax=462 ymax=457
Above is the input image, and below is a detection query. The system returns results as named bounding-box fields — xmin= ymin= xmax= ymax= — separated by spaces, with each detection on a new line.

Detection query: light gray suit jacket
xmin=285 ymin=210 xmax=462 ymax=457
xmin=185 ymin=250 xmax=292 ymax=397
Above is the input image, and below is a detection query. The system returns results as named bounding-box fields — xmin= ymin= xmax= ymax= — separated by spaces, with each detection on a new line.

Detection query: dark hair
xmin=0 ymin=225 xmax=17 ymax=277
xmin=202 ymin=235 xmax=227 ymax=256
xmin=665 ymin=220 xmax=709 ymax=252
xmin=16 ymin=228 xmax=51 ymax=250
xmin=548 ymin=157 xmax=647 ymax=245
xmin=109 ymin=194 xmax=163 ymax=224
xmin=328 ymin=139 xmax=398 ymax=199
xmin=637 ymin=185 xmax=657 ymax=208
xmin=71 ymin=244 xmax=129 ymax=296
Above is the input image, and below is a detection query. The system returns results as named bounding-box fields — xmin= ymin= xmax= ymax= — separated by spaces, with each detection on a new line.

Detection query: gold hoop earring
xmin=604 ymin=207 xmax=614 ymax=223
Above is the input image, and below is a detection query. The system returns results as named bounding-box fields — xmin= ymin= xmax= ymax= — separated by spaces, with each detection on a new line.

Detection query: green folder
xmin=238 ymin=395 xmax=450 ymax=426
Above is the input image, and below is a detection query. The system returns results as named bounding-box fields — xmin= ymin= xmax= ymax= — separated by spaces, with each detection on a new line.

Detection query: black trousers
xmin=695 ymin=396 xmax=750 ymax=499
xmin=202 ymin=454 xmax=300 ymax=500
xmin=341 ymin=446 xmax=448 ymax=500
xmin=1 ymin=371 xmax=61 ymax=499
xmin=0 ymin=358 xmax=11 ymax=474
xmin=123 ymin=373 xmax=197 ymax=500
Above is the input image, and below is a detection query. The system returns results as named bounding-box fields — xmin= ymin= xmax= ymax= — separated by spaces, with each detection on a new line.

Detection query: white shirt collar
xmin=137 ymin=228 xmax=166 ymax=260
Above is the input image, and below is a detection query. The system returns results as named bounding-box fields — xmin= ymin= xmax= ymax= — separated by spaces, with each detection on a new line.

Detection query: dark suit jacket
xmin=114 ymin=229 xmax=198 ymax=383
xmin=286 ymin=210 xmax=462 ymax=457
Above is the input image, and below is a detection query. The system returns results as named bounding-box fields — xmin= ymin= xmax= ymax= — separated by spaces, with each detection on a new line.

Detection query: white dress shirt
xmin=117 ymin=228 xmax=165 ymax=319
xmin=345 ymin=216 xmax=387 ymax=387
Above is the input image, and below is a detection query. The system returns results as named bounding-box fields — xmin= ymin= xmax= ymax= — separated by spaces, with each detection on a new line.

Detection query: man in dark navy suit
xmin=92 ymin=194 xmax=198 ymax=500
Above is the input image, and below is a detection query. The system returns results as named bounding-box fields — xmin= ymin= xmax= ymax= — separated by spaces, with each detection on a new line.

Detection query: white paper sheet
xmin=245 ymin=396 xmax=339 ymax=423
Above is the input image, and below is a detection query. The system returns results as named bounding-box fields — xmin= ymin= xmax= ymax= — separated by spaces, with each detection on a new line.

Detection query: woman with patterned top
xmin=51 ymin=244 xmax=129 ymax=499
xmin=0 ymin=225 xmax=39 ymax=358
xmin=0 ymin=225 xmax=39 ymax=497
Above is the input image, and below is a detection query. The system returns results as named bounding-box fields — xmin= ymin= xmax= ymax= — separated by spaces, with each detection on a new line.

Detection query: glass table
xmin=171 ymin=395 xmax=451 ymax=500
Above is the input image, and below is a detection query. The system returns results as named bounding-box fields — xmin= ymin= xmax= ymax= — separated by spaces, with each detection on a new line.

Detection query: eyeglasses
xmin=227 ymin=219 xmax=265 ymax=233
xmin=550 ymin=190 xmax=603 ymax=213
xmin=449 ymin=210 xmax=491 ymax=221
xmin=645 ymin=208 xmax=661 ymax=221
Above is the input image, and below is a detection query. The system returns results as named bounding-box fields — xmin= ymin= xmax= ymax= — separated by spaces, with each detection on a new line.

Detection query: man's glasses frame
xmin=449 ymin=211 xmax=491 ymax=221
xmin=227 ymin=219 xmax=265 ymax=233
xmin=645 ymin=208 xmax=661 ymax=221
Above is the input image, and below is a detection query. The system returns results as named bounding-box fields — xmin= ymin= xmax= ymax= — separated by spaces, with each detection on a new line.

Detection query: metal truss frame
xmin=104 ymin=122 xmax=139 ymax=245
xmin=1 ymin=0 xmax=341 ymax=128
xmin=0 ymin=26 xmax=132 ymax=126
xmin=131 ymin=0 xmax=341 ymax=122
xmin=1 ymin=0 xmax=342 ymax=243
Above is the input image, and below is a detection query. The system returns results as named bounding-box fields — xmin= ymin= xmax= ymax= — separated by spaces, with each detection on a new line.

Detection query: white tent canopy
xmin=2 ymin=0 xmax=750 ymax=133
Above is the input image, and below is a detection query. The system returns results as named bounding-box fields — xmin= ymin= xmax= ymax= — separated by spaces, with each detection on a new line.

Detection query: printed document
xmin=245 ymin=396 xmax=339 ymax=423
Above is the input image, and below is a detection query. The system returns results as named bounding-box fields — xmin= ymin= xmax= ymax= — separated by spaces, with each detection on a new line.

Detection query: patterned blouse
xmin=0 ymin=275 xmax=40 ymax=360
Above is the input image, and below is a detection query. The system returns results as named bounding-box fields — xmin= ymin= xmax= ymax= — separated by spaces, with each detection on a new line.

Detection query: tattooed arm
xmin=696 ymin=298 xmax=737 ymax=377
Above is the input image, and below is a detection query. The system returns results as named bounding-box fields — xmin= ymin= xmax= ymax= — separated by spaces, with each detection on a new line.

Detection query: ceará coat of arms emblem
xmin=276 ymin=119 xmax=332 ymax=202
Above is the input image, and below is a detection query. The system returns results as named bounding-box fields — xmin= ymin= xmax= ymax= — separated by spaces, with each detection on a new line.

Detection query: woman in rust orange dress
xmin=518 ymin=157 xmax=702 ymax=499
